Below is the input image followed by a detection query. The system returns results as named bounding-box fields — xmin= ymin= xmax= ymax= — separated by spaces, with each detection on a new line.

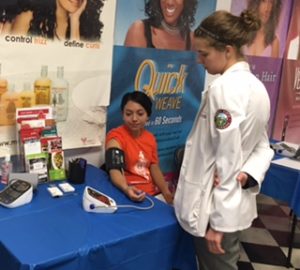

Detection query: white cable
xmin=115 ymin=196 xmax=155 ymax=210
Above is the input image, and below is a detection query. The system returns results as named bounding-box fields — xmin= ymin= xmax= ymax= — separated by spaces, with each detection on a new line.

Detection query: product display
xmin=16 ymin=106 xmax=66 ymax=183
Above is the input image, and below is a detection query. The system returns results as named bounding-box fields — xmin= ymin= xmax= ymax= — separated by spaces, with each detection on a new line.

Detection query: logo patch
xmin=214 ymin=109 xmax=232 ymax=129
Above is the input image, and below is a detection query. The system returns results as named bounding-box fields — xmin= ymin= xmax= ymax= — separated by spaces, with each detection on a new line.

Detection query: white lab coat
xmin=174 ymin=61 xmax=274 ymax=237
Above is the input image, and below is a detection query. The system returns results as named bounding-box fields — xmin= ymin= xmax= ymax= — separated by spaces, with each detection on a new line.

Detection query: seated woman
xmin=105 ymin=91 xmax=173 ymax=204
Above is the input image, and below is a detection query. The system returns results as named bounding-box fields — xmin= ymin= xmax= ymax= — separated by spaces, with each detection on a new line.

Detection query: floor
xmin=238 ymin=194 xmax=300 ymax=270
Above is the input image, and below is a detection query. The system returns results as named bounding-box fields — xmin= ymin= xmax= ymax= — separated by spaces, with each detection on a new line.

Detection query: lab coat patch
xmin=214 ymin=109 xmax=232 ymax=129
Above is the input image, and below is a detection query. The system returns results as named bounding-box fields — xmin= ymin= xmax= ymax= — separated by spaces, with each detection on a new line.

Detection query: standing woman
xmin=124 ymin=0 xmax=197 ymax=51
xmin=105 ymin=91 xmax=173 ymax=204
xmin=245 ymin=0 xmax=282 ymax=57
xmin=11 ymin=0 xmax=104 ymax=41
xmin=174 ymin=10 xmax=274 ymax=270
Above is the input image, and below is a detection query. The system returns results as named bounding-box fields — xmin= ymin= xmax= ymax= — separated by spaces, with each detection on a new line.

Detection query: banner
xmin=108 ymin=0 xmax=216 ymax=174
xmin=108 ymin=46 xmax=205 ymax=174
xmin=272 ymin=0 xmax=300 ymax=144
xmin=246 ymin=56 xmax=283 ymax=135
xmin=0 ymin=0 xmax=116 ymax=157
xmin=285 ymin=0 xmax=300 ymax=60
xmin=272 ymin=60 xmax=300 ymax=143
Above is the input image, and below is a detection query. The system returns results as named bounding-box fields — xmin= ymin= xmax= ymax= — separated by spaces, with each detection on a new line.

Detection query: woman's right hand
xmin=125 ymin=186 xmax=146 ymax=202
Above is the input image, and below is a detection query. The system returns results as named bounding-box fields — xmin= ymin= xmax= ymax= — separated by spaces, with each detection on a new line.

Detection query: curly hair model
xmin=245 ymin=0 xmax=282 ymax=57
xmin=124 ymin=0 xmax=198 ymax=51
xmin=175 ymin=10 xmax=273 ymax=270
xmin=12 ymin=0 xmax=105 ymax=41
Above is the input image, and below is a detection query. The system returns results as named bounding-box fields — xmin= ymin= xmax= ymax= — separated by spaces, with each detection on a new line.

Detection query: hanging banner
xmin=272 ymin=60 xmax=300 ymax=144
xmin=0 ymin=0 xmax=116 ymax=157
xmin=108 ymin=0 xmax=216 ymax=175
xmin=286 ymin=0 xmax=300 ymax=60
xmin=245 ymin=56 xmax=283 ymax=135
xmin=108 ymin=46 xmax=205 ymax=174
xmin=230 ymin=0 xmax=292 ymax=135
xmin=272 ymin=0 xmax=300 ymax=144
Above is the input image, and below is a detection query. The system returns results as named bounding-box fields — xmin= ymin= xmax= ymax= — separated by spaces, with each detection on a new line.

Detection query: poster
xmin=285 ymin=0 xmax=300 ymax=60
xmin=272 ymin=59 xmax=300 ymax=144
xmin=114 ymin=0 xmax=217 ymax=47
xmin=230 ymin=0 xmax=292 ymax=58
xmin=108 ymin=46 xmax=205 ymax=174
xmin=108 ymin=0 xmax=216 ymax=174
xmin=245 ymin=56 xmax=283 ymax=135
xmin=0 ymin=0 xmax=116 ymax=157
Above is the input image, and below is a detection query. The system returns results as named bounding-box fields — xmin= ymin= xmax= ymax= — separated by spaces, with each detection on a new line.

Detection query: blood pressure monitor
xmin=0 ymin=179 xmax=33 ymax=208
xmin=82 ymin=186 xmax=117 ymax=213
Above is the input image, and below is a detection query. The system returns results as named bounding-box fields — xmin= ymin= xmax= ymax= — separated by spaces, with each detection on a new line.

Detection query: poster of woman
xmin=230 ymin=0 xmax=291 ymax=58
xmin=0 ymin=0 xmax=116 ymax=157
xmin=114 ymin=0 xmax=216 ymax=51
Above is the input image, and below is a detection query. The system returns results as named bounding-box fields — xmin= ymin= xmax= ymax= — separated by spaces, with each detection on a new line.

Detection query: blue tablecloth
xmin=261 ymin=157 xmax=300 ymax=217
xmin=0 ymin=165 xmax=197 ymax=270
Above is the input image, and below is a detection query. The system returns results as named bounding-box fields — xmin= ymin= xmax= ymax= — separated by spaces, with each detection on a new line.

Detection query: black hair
xmin=121 ymin=91 xmax=152 ymax=117
xmin=16 ymin=0 xmax=105 ymax=41
xmin=144 ymin=0 xmax=198 ymax=38
xmin=0 ymin=1 xmax=20 ymax=23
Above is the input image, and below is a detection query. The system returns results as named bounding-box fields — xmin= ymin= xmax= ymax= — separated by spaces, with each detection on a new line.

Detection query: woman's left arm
xmin=69 ymin=0 xmax=87 ymax=40
xmin=150 ymin=164 xmax=173 ymax=204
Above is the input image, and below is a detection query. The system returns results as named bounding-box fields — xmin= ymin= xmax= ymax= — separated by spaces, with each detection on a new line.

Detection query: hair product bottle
xmin=0 ymin=63 xmax=8 ymax=102
xmin=34 ymin=65 xmax=51 ymax=105
xmin=19 ymin=82 xmax=35 ymax=108
xmin=0 ymin=83 xmax=21 ymax=126
xmin=51 ymin=66 xmax=69 ymax=121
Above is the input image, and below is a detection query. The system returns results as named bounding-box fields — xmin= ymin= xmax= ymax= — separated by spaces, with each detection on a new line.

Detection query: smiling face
xmin=258 ymin=0 xmax=274 ymax=25
xmin=122 ymin=100 xmax=149 ymax=136
xmin=57 ymin=0 xmax=82 ymax=13
xmin=160 ymin=0 xmax=184 ymax=26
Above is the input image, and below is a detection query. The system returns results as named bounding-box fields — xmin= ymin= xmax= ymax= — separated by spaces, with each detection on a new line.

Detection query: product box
xmin=47 ymin=137 xmax=66 ymax=181
xmin=26 ymin=152 xmax=48 ymax=183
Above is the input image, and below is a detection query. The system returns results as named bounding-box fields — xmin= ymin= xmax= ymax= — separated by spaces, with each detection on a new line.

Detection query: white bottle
xmin=1 ymin=154 xmax=12 ymax=185
xmin=51 ymin=66 xmax=68 ymax=121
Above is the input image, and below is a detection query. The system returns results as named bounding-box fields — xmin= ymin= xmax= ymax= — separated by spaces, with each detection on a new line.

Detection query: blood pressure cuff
xmin=105 ymin=147 xmax=125 ymax=172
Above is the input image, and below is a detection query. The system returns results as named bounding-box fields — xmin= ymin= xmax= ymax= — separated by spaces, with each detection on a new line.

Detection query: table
xmin=261 ymin=157 xmax=300 ymax=267
xmin=0 ymin=165 xmax=197 ymax=270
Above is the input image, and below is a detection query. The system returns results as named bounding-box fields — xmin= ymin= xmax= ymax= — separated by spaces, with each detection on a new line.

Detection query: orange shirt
xmin=106 ymin=125 xmax=159 ymax=195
